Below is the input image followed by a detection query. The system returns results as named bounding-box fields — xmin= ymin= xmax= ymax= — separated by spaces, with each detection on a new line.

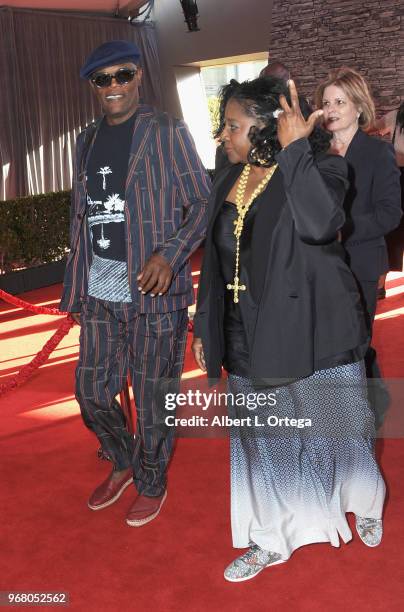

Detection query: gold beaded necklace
xmin=227 ymin=162 xmax=278 ymax=303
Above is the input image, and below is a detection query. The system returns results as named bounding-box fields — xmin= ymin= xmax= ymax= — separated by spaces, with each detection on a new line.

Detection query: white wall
xmin=175 ymin=65 xmax=216 ymax=168
xmin=153 ymin=0 xmax=272 ymax=117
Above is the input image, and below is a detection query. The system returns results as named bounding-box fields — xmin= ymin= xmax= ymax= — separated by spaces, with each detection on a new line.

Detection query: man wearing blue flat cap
xmin=60 ymin=40 xmax=210 ymax=526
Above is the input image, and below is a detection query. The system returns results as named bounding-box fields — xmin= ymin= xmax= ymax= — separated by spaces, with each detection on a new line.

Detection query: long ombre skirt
xmin=227 ymin=361 xmax=385 ymax=559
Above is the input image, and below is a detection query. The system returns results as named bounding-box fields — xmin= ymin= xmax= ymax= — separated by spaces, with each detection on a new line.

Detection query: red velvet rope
xmin=0 ymin=288 xmax=75 ymax=396
xmin=0 ymin=315 xmax=75 ymax=396
xmin=0 ymin=288 xmax=193 ymax=396
xmin=0 ymin=288 xmax=66 ymax=315
xmin=1 ymin=289 xmax=194 ymax=328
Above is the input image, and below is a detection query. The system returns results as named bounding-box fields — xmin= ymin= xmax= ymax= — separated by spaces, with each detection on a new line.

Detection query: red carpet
xmin=1 ymin=262 xmax=404 ymax=611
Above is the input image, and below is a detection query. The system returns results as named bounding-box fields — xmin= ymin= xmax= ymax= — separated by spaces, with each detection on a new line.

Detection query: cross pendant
xmin=227 ymin=276 xmax=246 ymax=303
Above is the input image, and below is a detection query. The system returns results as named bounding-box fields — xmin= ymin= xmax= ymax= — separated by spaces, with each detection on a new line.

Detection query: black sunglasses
xmin=90 ymin=68 xmax=137 ymax=89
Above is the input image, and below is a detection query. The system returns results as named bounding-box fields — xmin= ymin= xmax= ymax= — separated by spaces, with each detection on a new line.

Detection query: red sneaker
xmin=126 ymin=491 xmax=167 ymax=527
xmin=88 ymin=467 xmax=133 ymax=511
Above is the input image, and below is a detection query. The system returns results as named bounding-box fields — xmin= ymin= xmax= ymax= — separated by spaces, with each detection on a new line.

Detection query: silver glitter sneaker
xmin=355 ymin=516 xmax=383 ymax=547
xmin=224 ymin=544 xmax=285 ymax=582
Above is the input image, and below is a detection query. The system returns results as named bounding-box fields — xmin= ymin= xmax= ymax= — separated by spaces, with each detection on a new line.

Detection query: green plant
xmin=207 ymin=96 xmax=220 ymax=137
xmin=0 ymin=191 xmax=71 ymax=273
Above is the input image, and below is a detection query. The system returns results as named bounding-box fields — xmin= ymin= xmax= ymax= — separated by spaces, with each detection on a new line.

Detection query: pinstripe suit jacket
xmin=60 ymin=105 xmax=210 ymax=313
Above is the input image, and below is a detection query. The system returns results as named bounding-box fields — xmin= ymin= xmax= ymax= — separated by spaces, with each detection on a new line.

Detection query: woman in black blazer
xmin=315 ymin=68 xmax=402 ymax=427
xmin=192 ymin=77 xmax=385 ymax=582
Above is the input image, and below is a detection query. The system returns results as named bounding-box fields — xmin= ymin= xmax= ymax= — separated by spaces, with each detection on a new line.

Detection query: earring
xmin=249 ymin=144 xmax=274 ymax=166
xmin=249 ymin=146 xmax=262 ymax=164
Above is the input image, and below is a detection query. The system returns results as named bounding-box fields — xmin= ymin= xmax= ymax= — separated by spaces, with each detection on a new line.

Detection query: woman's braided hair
xmin=216 ymin=76 xmax=331 ymax=167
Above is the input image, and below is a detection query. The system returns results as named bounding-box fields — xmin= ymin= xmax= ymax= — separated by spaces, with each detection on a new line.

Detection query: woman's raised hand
xmin=277 ymin=79 xmax=323 ymax=149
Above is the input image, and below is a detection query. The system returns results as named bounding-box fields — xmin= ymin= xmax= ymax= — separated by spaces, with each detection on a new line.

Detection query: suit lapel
xmin=207 ymin=164 xmax=244 ymax=232
xmin=74 ymin=119 xmax=101 ymax=215
xmin=198 ymin=164 xmax=243 ymax=308
xmin=125 ymin=105 xmax=155 ymax=190
xmin=80 ymin=118 xmax=102 ymax=176
xmin=344 ymin=128 xmax=363 ymax=163
xmin=249 ymin=165 xmax=286 ymax=302
xmin=343 ymin=129 xmax=364 ymax=218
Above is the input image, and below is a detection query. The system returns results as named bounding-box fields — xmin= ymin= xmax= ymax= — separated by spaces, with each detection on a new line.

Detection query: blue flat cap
xmin=80 ymin=40 xmax=141 ymax=79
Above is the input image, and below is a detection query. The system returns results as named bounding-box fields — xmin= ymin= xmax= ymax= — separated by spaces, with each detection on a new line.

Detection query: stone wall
xmin=270 ymin=0 xmax=403 ymax=114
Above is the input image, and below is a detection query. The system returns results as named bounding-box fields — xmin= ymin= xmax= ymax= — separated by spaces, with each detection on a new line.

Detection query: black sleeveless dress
xmin=212 ymin=199 xmax=260 ymax=377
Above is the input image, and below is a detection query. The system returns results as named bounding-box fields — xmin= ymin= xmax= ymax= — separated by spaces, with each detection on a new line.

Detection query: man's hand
xmin=70 ymin=312 xmax=81 ymax=325
xmin=137 ymin=253 xmax=173 ymax=296
xmin=277 ymin=79 xmax=324 ymax=149
xmin=192 ymin=337 xmax=206 ymax=372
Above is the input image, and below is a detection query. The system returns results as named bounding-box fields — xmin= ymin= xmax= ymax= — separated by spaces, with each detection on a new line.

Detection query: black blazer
xmin=343 ymin=129 xmax=402 ymax=281
xmin=194 ymin=138 xmax=369 ymax=385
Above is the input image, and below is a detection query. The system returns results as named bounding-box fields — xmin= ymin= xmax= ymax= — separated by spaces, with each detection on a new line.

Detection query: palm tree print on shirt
xmin=98 ymin=166 xmax=112 ymax=190
xmin=97 ymin=225 xmax=111 ymax=250
xmin=104 ymin=193 xmax=125 ymax=212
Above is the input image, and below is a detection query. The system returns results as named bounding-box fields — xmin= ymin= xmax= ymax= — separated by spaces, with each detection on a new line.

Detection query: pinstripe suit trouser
xmin=75 ymin=296 xmax=188 ymax=497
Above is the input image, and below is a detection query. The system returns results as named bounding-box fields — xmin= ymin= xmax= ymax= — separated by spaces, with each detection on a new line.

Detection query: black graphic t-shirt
xmin=86 ymin=113 xmax=136 ymax=302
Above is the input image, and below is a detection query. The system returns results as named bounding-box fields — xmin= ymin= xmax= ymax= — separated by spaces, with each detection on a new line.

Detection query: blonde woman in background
xmin=315 ymin=67 xmax=402 ymax=428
